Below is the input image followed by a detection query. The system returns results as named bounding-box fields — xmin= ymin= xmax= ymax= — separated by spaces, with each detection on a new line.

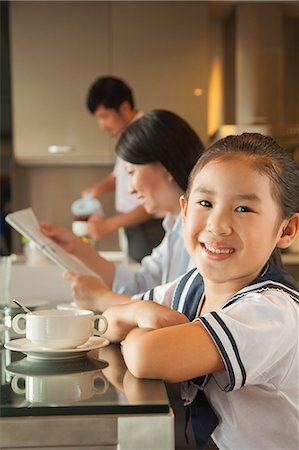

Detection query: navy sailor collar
xmin=172 ymin=262 xmax=298 ymax=321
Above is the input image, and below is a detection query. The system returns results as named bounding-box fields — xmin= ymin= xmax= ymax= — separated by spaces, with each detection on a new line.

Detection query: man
xmin=82 ymin=76 xmax=164 ymax=262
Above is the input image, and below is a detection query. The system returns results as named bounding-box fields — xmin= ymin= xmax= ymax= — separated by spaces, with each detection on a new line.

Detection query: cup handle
xmin=11 ymin=375 xmax=26 ymax=394
xmin=11 ymin=313 xmax=27 ymax=335
xmin=93 ymin=314 xmax=108 ymax=336
xmin=92 ymin=372 xmax=109 ymax=395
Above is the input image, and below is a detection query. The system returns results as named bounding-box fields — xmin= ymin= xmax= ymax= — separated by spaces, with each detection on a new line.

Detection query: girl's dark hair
xmin=185 ymin=133 xmax=299 ymax=268
xmin=186 ymin=132 xmax=299 ymax=218
xmin=116 ymin=110 xmax=204 ymax=191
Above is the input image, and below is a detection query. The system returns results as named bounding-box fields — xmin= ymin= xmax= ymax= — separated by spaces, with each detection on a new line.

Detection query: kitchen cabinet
xmin=10 ymin=1 xmax=112 ymax=165
xmin=110 ymin=1 xmax=208 ymax=144
xmin=10 ymin=1 xmax=208 ymax=166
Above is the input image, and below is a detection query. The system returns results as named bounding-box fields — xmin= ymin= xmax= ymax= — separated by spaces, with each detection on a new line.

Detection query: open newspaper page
xmin=5 ymin=208 xmax=98 ymax=276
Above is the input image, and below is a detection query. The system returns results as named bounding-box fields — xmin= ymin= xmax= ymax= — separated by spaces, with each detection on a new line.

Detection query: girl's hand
xmin=103 ymin=301 xmax=189 ymax=343
xmin=135 ymin=301 xmax=189 ymax=330
xmin=39 ymin=222 xmax=79 ymax=254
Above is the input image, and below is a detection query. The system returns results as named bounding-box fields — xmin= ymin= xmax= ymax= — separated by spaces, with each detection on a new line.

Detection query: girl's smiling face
xmin=181 ymin=157 xmax=289 ymax=291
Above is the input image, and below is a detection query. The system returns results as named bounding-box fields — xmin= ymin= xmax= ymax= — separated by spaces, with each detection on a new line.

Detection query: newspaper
xmin=5 ymin=208 xmax=97 ymax=276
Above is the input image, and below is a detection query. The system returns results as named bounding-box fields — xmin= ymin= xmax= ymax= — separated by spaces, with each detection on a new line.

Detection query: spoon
xmin=12 ymin=299 xmax=32 ymax=314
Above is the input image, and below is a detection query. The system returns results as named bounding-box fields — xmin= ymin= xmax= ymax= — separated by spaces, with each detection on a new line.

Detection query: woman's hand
xmin=63 ymin=272 xmax=109 ymax=311
xmin=63 ymin=271 xmax=132 ymax=312
xmin=39 ymin=222 xmax=80 ymax=254
xmin=40 ymin=222 xmax=116 ymax=288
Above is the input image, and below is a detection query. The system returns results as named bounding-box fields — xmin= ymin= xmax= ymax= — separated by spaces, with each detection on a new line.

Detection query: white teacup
xmin=11 ymin=370 xmax=109 ymax=404
xmin=11 ymin=309 xmax=108 ymax=349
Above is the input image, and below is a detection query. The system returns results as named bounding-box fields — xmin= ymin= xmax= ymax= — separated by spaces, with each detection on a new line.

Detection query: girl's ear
xmin=276 ymin=214 xmax=299 ymax=249
xmin=180 ymin=195 xmax=187 ymax=223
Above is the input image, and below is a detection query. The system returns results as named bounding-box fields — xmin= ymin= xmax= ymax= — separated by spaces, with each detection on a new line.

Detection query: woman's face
xmin=125 ymin=162 xmax=178 ymax=215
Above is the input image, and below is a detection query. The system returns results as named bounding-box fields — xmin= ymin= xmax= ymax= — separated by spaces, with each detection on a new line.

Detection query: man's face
xmin=94 ymin=105 xmax=127 ymax=137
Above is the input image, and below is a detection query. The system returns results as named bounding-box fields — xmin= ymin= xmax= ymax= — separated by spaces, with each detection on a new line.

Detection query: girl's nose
xmin=206 ymin=211 xmax=233 ymax=236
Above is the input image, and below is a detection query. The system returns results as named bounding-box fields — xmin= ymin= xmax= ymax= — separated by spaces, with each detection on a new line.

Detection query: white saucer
xmin=5 ymin=336 xmax=109 ymax=360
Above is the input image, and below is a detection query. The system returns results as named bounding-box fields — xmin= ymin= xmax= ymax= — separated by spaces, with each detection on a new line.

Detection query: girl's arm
xmin=103 ymin=301 xmax=189 ymax=343
xmin=122 ymin=323 xmax=225 ymax=383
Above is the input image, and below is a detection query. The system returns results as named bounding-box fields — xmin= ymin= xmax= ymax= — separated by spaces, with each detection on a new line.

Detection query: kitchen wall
xmin=207 ymin=1 xmax=299 ymax=135
xmin=6 ymin=1 xmax=299 ymax=255
xmin=8 ymin=1 xmax=209 ymax=252
xmin=13 ymin=164 xmax=118 ymax=252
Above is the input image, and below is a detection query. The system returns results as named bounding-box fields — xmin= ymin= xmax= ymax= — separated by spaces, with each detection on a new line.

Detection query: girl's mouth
xmin=202 ymin=242 xmax=234 ymax=255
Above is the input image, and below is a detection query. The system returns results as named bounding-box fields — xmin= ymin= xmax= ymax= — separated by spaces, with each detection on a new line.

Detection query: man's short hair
xmin=86 ymin=76 xmax=135 ymax=113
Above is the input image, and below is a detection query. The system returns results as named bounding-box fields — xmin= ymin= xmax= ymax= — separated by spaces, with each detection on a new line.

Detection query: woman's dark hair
xmin=116 ymin=110 xmax=204 ymax=192
xmin=87 ymin=76 xmax=135 ymax=113
xmin=185 ymin=132 xmax=299 ymax=268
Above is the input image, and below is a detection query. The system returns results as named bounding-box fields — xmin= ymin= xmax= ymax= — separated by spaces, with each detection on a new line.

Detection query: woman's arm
xmin=122 ymin=322 xmax=224 ymax=383
xmin=113 ymin=231 xmax=168 ymax=296
xmin=39 ymin=222 xmax=116 ymax=287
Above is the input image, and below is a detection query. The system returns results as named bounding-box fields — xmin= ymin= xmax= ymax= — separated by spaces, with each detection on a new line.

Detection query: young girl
xmin=40 ymin=110 xmax=204 ymax=310
xmin=103 ymin=133 xmax=299 ymax=449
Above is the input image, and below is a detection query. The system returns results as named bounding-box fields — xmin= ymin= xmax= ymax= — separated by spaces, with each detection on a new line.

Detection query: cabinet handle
xmin=48 ymin=145 xmax=75 ymax=153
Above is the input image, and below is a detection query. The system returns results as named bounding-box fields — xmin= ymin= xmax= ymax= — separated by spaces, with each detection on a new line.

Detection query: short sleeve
xmin=132 ymin=278 xmax=180 ymax=309
xmin=195 ymin=290 xmax=297 ymax=392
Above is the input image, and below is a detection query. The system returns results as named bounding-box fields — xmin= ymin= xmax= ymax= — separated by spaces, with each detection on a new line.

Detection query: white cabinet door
xmin=10 ymin=1 xmax=114 ymax=165
xmin=110 ymin=1 xmax=209 ymax=144
xmin=10 ymin=2 xmax=208 ymax=166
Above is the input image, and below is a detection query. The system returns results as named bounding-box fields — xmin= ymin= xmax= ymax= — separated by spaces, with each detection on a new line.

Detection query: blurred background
xmin=1 ymin=0 xmax=298 ymax=255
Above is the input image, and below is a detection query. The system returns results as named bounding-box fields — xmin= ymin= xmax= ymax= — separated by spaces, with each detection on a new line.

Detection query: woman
xmin=41 ymin=110 xmax=204 ymax=310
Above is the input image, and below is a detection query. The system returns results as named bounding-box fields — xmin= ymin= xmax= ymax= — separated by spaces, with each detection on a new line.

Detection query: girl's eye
xmin=199 ymin=200 xmax=212 ymax=208
xmin=235 ymin=205 xmax=252 ymax=213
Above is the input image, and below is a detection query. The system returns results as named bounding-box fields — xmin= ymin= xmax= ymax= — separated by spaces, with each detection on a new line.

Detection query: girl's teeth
xmin=205 ymin=244 xmax=233 ymax=254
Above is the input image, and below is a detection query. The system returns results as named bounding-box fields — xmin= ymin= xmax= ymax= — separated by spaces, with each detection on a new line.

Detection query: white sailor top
xmin=136 ymin=262 xmax=299 ymax=450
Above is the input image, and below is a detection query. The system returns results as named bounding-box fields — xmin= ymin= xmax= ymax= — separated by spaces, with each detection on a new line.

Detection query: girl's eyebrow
xmin=192 ymin=187 xmax=213 ymax=195
xmin=192 ymin=187 xmax=261 ymax=202
xmin=236 ymin=194 xmax=261 ymax=202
